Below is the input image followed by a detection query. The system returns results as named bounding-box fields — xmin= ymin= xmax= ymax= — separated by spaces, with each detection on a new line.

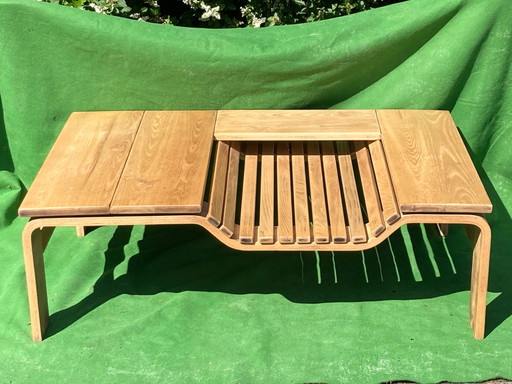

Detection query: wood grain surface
xmin=321 ymin=142 xmax=348 ymax=243
xmin=378 ymin=109 xmax=492 ymax=213
xmin=291 ymin=142 xmax=311 ymax=243
xmin=19 ymin=111 xmax=144 ymax=217
xmin=277 ymin=142 xmax=294 ymax=244
xmin=214 ymin=110 xmax=381 ymax=141
xmin=259 ymin=142 xmax=275 ymax=243
xmin=220 ymin=142 xmax=241 ymax=237
xmin=367 ymin=140 xmax=400 ymax=224
xmin=110 ymin=111 xmax=216 ymax=214
xmin=207 ymin=141 xmax=230 ymax=226
xmin=337 ymin=142 xmax=367 ymax=243
xmin=354 ymin=141 xmax=385 ymax=237
xmin=239 ymin=142 xmax=259 ymax=243
xmin=307 ymin=142 xmax=330 ymax=243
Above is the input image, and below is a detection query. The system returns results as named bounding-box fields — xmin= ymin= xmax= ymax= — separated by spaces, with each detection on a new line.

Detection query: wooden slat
xmin=258 ymin=142 xmax=275 ymax=244
xmin=19 ymin=111 xmax=144 ymax=217
xmin=220 ymin=142 xmax=241 ymax=237
xmin=321 ymin=142 xmax=348 ymax=243
xmin=277 ymin=142 xmax=294 ymax=244
xmin=368 ymin=140 xmax=400 ymax=224
xmin=353 ymin=141 xmax=386 ymax=237
xmin=215 ymin=110 xmax=381 ymax=141
xmin=239 ymin=142 xmax=259 ymax=243
xmin=337 ymin=142 xmax=367 ymax=243
xmin=378 ymin=109 xmax=492 ymax=213
xmin=307 ymin=142 xmax=330 ymax=244
xmin=291 ymin=142 xmax=311 ymax=243
xmin=206 ymin=141 xmax=230 ymax=227
xmin=110 ymin=111 xmax=216 ymax=214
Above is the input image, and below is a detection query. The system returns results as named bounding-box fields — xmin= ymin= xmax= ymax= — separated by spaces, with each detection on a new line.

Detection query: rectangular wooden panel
xmin=321 ymin=142 xmax=348 ymax=243
xmin=277 ymin=142 xmax=294 ymax=244
xmin=353 ymin=141 xmax=385 ymax=237
xmin=368 ymin=140 xmax=400 ymax=224
xmin=19 ymin=111 xmax=144 ymax=217
xmin=110 ymin=111 xmax=216 ymax=214
xmin=378 ymin=109 xmax=492 ymax=213
xmin=307 ymin=142 xmax=330 ymax=243
xmin=220 ymin=142 xmax=241 ymax=237
xmin=337 ymin=142 xmax=367 ymax=243
xmin=239 ymin=142 xmax=259 ymax=243
xmin=291 ymin=142 xmax=311 ymax=243
xmin=207 ymin=141 xmax=230 ymax=226
xmin=258 ymin=142 xmax=275 ymax=244
xmin=215 ymin=110 xmax=381 ymax=141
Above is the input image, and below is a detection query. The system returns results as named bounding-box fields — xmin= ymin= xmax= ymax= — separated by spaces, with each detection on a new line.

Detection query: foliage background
xmin=39 ymin=0 xmax=406 ymax=27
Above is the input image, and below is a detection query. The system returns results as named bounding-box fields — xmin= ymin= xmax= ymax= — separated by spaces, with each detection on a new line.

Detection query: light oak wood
xmin=291 ymin=142 xmax=311 ymax=243
xmin=337 ymin=142 xmax=367 ymax=243
xmin=368 ymin=140 xmax=400 ymax=224
xmin=110 ymin=111 xmax=216 ymax=214
xmin=277 ymin=143 xmax=294 ymax=244
xmin=307 ymin=142 xmax=330 ymax=243
xmin=465 ymin=219 xmax=491 ymax=340
xmin=321 ymin=142 xmax=348 ymax=243
xmin=21 ymin=212 xmax=490 ymax=253
xmin=378 ymin=109 xmax=492 ymax=214
xmin=22 ymin=211 xmax=491 ymax=341
xmin=214 ymin=110 xmax=381 ymax=141
xmin=354 ymin=141 xmax=386 ymax=237
xmin=20 ymin=109 xmax=493 ymax=341
xmin=220 ymin=142 xmax=241 ymax=237
xmin=259 ymin=142 xmax=275 ymax=244
xmin=239 ymin=143 xmax=259 ymax=243
xmin=76 ymin=226 xmax=85 ymax=237
xmin=207 ymin=141 xmax=230 ymax=227
xmin=22 ymin=225 xmax=54 ymax=341
xmin=19 ymin=111 xmax=144 ymax=217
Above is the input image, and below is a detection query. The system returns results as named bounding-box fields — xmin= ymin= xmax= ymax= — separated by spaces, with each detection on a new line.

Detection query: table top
xmin=19 ymin=111 xmax=216 ymax=217
xmin=18 ymin=109 xmax=492 ymax=218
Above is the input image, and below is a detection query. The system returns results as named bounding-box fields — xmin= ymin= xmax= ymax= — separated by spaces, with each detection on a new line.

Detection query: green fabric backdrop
xmin=1 ymin=0 xmax=511 ymax=382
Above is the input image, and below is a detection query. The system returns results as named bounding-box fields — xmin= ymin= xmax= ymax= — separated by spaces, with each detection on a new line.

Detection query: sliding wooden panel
xmin=239 ymin=142 xmax=259 ymax=243
xmin=215 ymin=110 xmax=381 ymax=141
xmin=220 ymin=142 xmax=241 ymax=237
xmin=337 ymin=142 xmax=367 ymax=243
xmin=19 ymin=111 xmax=144 ymax=217
xmin=206 ymin=141 xmax=230 ymax=227
xmin=110 ymin=111 xmax=216 ymax=214
xmin=259 ymin=142 xmax=275 ymax=244
xmin=368 ymin=140 xmax=400 ymax=224
xmin=378 ymin=109 xmax=492 ymax=213
xmin=353 ymin=141 xmax=385 ymax=237
xmin=277 ymin=142 xmax=294 ymax=244
xmin=307 ymin=142 xmax=330 ymax=244
xmin=291 ymin=142 xmax=311 ymax=243
xmin=321 ymin=142 xmax=348 ymax=243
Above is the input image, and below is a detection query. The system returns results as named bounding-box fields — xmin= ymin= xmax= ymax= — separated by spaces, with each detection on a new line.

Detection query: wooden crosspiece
xmin=18 ymin=109 xmax=492 ymax=341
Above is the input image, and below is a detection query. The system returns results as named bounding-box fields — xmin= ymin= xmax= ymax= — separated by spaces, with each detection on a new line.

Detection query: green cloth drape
xmin=0 ymin=0 xmax=511 ymax=382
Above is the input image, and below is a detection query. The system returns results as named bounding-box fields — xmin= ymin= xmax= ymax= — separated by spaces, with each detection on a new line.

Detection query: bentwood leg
xmin=76 ymin=226 xmax=85 ymax=237
xmin=22 ymin=224 xmax=53 ymax=341
xmin=465 ymin=217 xmax=492 ymax=340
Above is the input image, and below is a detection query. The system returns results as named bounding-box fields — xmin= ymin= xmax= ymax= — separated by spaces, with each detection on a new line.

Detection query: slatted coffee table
xmin=18 ymin=109 xmax=492 ymax=341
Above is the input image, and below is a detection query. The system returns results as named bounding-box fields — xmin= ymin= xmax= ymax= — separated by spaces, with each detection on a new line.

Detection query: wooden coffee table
xmin=18 ymin=109 xmax=492 ymax=341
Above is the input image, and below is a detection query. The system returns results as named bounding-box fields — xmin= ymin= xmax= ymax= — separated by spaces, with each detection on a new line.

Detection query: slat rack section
xmin=206 ymin=139 xmax=401 ymax=246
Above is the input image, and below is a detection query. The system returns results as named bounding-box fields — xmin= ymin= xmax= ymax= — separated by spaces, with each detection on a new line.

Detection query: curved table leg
xmin=465 ymin=217 xmax=492 ymax=340
xmin=22 ymin=223 xmax=54 ymax=341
